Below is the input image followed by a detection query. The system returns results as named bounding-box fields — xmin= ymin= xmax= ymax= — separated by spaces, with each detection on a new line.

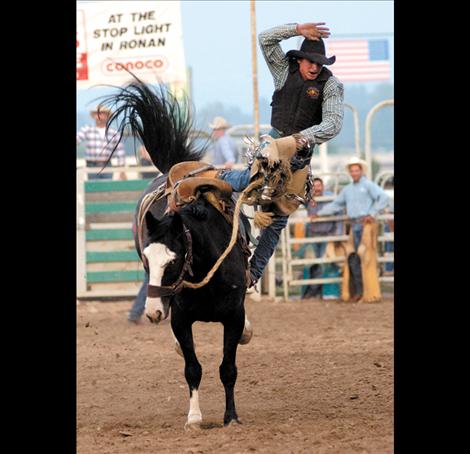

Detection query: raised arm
xmin=258 ymin=22 xmax=330 ymax=90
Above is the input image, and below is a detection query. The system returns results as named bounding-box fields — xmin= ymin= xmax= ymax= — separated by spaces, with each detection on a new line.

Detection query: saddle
xmin=166 ymin=161 xmax=233 ymax=212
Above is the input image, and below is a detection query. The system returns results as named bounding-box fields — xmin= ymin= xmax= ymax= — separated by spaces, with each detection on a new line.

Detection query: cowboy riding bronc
xmin=218 ymin=21 xmax=345 ymax=287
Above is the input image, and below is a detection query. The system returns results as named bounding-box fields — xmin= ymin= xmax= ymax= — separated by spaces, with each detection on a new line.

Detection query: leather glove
xmin=292 ymin=133 xmax=309 ymax=151
xmin=258 ymin=140 xmax=280 ymax=168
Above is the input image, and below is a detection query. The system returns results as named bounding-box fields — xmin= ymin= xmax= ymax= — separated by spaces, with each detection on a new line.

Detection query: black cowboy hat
xmin=286 ymin=38 xmax=335 ymax=66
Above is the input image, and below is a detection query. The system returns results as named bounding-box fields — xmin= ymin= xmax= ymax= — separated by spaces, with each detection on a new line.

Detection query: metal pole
xmin=364 ymin=99 xmax=394 ymax=179
xmin=344 ymin=103 xmax=361 ymax=157
xmin=250 ymin=0 xmax=260 ymax=139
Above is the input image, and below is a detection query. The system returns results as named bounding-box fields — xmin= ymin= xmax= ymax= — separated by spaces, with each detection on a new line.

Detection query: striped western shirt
xmin=76 ymin=125 xmax=126 ymax=165
xmin=258 ymin=23 xmax=344 ymax=145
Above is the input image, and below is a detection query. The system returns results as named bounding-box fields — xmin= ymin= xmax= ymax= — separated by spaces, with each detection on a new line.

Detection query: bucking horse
xmin=98 ymin=74 xmax=262 ymax=429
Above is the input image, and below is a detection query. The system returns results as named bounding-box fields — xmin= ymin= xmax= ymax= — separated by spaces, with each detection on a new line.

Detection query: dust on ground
xmin=77 ymin=296 xmax=393 ymax=454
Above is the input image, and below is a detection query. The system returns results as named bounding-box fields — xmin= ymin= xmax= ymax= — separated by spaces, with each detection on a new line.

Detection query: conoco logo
xmin=102 ymin=56 xmax=169 ymax=75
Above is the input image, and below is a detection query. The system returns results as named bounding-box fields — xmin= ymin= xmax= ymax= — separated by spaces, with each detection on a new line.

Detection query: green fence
xmin=77 ymin=169 xmax=154 ymax=298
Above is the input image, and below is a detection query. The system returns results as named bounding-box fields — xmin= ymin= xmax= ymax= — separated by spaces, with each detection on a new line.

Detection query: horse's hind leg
xmin=171 ymin=317 xmax=202 ymax=430
xmin=220 ymin=313 xmax=245 ymax=426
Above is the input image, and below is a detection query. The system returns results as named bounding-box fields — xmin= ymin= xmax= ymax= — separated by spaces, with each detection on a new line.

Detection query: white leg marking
xmin=143 ymin=243 xmax=176 ymax=324
xmin=185 ymin=389 xmax=202 ymax=430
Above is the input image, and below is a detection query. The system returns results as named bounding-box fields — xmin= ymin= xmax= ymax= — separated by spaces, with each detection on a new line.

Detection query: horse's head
xmin=142 ymin=211 xmax=186 ymax=324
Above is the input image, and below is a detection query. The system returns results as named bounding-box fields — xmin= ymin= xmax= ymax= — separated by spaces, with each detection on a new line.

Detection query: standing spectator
xmin=306 ymin=177 xmax=341 ymax=257
xmin=317 ymin=157 xmax=390 ymax=302
xmin=77 ymin=105 xmax=126 ymax=179
xmin=301 ymin=177 xmax=342 ymax=299
xmin=209 ymin=116 xmax=238 ymax=168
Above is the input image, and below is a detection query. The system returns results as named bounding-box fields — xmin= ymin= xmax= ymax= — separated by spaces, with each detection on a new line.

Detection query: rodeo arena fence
xmin=77 ymin=100 xmax=394 ymax=300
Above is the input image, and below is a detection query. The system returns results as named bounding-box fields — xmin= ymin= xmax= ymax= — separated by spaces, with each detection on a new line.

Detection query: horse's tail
xmin=98 ymin=70 xmax=208 ymax=174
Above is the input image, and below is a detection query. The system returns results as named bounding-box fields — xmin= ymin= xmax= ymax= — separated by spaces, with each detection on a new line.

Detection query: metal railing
xmin=277 ymin=213 xmax=394 ymax=300
xmin=364 ymin=99 xmax=394 ymax=179
xmin=375 ymin=170 xmax=394 ymax=188
xmin=344 ymin=103 xmax=361 ymax=157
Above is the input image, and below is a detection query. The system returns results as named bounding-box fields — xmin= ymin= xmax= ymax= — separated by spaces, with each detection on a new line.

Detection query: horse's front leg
xmin=171 ymin=314 xmax=202 ymax=430
xmin=220 ymin=311 xmax=245 ymax=426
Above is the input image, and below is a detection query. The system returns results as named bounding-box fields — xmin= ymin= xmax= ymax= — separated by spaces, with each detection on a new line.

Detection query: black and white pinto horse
xmin=101 ymin=76 xmax=252 ymax=429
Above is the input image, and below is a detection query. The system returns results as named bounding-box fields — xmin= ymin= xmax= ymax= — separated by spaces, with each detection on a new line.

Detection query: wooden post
xmin=250 ymin=0 xmax=260 ymax=139
xmin=77 ymin=167 xmax=87 ymax=297
xmin=285 ymin=222 xmax=293 ymax=300
xmin=267 ymin=254 xmax=276 ymax=299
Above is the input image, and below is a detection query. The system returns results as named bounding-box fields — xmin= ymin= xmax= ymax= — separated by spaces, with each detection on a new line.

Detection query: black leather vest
xmin=271 ymin=64 xmax=332 ymax=136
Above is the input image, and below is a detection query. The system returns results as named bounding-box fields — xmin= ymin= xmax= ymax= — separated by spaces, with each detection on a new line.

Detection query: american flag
xmin=325 ymin=38 xmax=391 ymax=83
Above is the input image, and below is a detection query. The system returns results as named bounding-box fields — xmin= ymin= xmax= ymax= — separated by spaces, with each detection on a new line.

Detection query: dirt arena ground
xmin=77 ymin=296 xmax=393 ymax=454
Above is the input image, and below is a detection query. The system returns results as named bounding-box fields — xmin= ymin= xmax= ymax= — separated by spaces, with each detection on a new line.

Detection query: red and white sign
xmin=76 ymin=9 xmax=89 ymax=81
xmin=76 ymin=1 xmax=187 ymax=89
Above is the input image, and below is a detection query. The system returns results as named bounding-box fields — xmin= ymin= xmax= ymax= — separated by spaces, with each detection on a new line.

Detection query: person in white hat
xmin=77 ymin=105 xmax=126 ymax=179
xmin=315 ymin=156 xmax=390 ymax=301
xmin=209 ymin=116 xmax=238 ymax=169
xmin=316 ymin=156 xmax=390 ymax=246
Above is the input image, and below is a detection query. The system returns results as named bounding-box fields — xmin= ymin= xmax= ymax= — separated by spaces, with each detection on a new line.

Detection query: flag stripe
xmin=326 ymin=38 xmax=391 ymax=82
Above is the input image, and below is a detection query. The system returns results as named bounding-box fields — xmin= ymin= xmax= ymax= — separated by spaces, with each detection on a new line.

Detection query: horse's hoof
xmin=224 ymin=418 xmax=242 ymax=427
xmin=239 ymin=318 xmax=253 ymax=345
xmin=184 ymin=417 xmax=202 ymax=431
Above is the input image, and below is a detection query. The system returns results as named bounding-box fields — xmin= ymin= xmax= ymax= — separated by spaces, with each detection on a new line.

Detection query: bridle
xmin=146 ymin=223 xmax=194 ymax=298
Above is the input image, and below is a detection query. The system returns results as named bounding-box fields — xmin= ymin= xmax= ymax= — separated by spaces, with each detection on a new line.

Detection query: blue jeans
xmin=300 ymin=241 xmax=327 ymax=297
xmin=87 ymin=161 xmax=112 ymax=180
xmin=351 ymin=223 xmax=364 ymax=251
xmin=311 ymin=241 xmax=327 ymax=259
xmin=384 ymin=223 xmax=394 ymax=272
xmin=128 ymin=272 xmax=149 ymax=321
xmin=219 ymin=168 xmax=288 ymax=281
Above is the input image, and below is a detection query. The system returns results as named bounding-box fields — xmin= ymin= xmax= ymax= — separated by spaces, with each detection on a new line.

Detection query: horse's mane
xmin=98 ymin=69 xmax=209 ymax=174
